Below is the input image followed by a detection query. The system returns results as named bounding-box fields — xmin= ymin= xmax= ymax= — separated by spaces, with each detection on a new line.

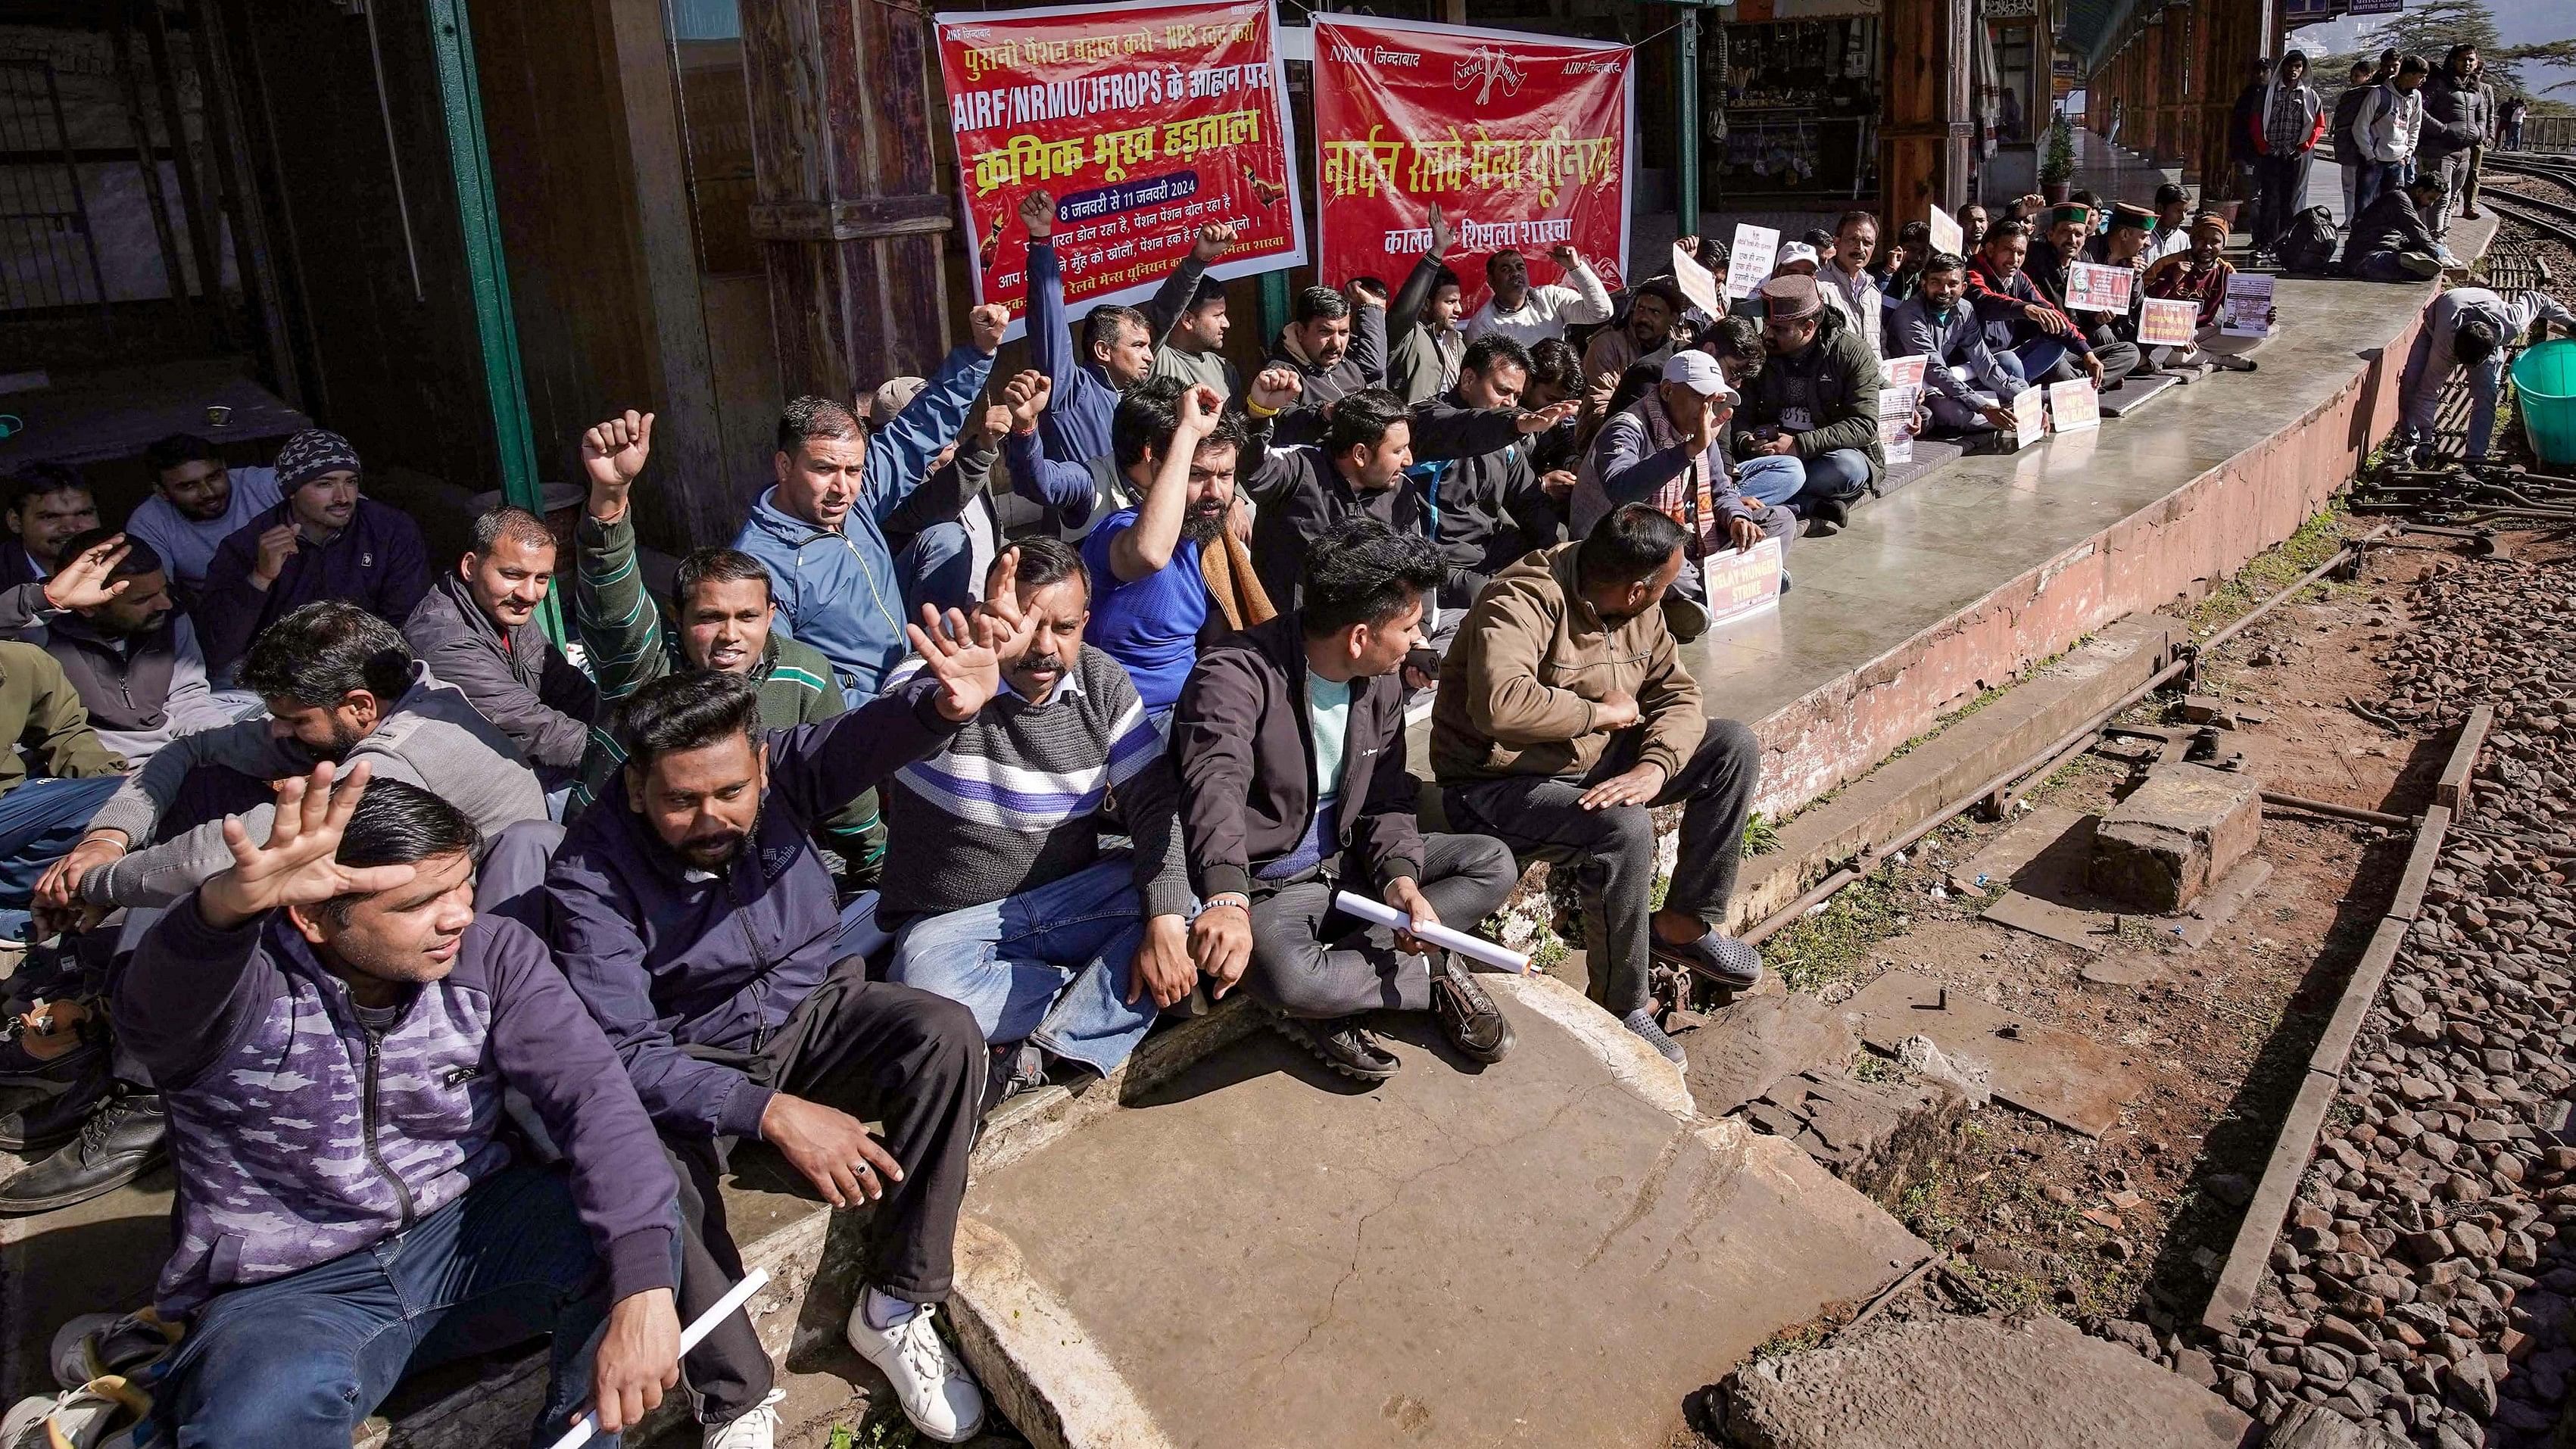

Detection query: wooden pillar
xmin=2144 ymin=17 xmax=2172 ymax=163
xmin=2195 ymin=0 xmax=2261 ymax=197
xmin=1877 ymin=0 xmax=1973 ymax=223
xmin=2168 ymin=5 xmax=2199 ymax=178
xmin=739 ymin=0 xmax=954 ymax=403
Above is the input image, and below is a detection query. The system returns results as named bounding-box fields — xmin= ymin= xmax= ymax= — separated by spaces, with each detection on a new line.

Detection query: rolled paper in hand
xmin=547 ymin=1267 xmax=772 ymax=1449
xmin=1332 ymin=890 xmax=1530 ymax=974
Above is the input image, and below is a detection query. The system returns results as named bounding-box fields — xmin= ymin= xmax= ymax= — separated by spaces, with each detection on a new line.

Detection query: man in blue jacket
xmin=115 ymin=763 xmax=683 ymax=1447
xmin=545 ymin=606 xmax=1022 ymax=1445
xmin=731 ymin=306 xmax=1006 ymax=699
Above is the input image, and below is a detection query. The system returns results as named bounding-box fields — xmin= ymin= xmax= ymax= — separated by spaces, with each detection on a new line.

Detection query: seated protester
xmin=1573 ymin=353 xmax=1798 ymax=622
xmin=1966 ymin=220 xmax=2133 ymax=393
xmin=197 ymin=429 xmax=432 ymax=681
xmin=1525 ymin=337 xmax=1592 ymax=476
xmin=1464 ymin=244 xmax=1613 ymax=349
xmin=40 ymin=602 xmax=545 ymax=918
xmin=2138 ymin=211 xmax=2265 ymax=369
xmin=545 ymin=633 xmax=1011 ymax=1444
xmin=1151 ymin=274 xmax=1241 ymax=406
xmin=2395 ymin=286 xmax=2576 ymax=466
xmin=731 ymin=307 xmax=1004 ymax=699
xmin=1411 ymin=334 xmax=1573 ymax=654
xmin=2146 ymin=182 xmax=2194 ymax=262
xmin=0 ymin=636 xmax=125 ymax=946
xmin=1724 ymin=240 xmax=1829 ymax=323
xmin=403 ymin=506 xmax=599 ymax=793
xmin=2025 ymin=205 xmax=2149 ymax=383
xmin=0 ymin=529 xmax=234 ymax=765
xmin=115 ymin=765 xmax=685 ymax=1448
xmin=1957 ymin=201 xmax=1991 ymax=251
xmin=1173 ymin=517 xmax=1517 ymax=1081
xmin=1241 ymin=384 xmax=1567 ymax=615
xmin=1386 ymin=202 xmax=1468 ymax=405
xmin=0 ymin=463 xmax=100 ymax=590
xmin=2347 ymin=171 xmax=2450 ymax=282
xmin=881 ymin=541 xmax=1191 ymax=1089
xmin=1876 ymin=220 xmax=1935 ymax=304
xmin=2087 ymin=203 xmax=2161 ymax=275
xmin=1265 ymin=282 xmax=1389 ymax=447
xmin=1731 ymin=275 xmax=1886 ymax=531
xmin=884 ymin=371 xmax=1097 ymax=610
xmin=1815 ymin=210 xmax=1886 ymax=357
xmin=1887 ymin=252 xmax=2029 ymax=435
xmin=1430 ymin=503 xmax=1767 ymax=1066
xmin=570 ymin=411 xmax=883 ymax=884
xmin=1582 ymin=277 xmax=1686 ymax=385
xmin=132 ymin=433 xmax=284 ymax=604
xmin=1082 ymin=377 xmax=1277 ymax=729
xmin=1018 ymin=191 xmax=1235 ymax=469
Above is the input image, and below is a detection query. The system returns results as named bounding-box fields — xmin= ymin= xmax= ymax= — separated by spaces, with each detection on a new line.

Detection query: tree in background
xmin=2310 ymin=0 xmax=2576 ymax=108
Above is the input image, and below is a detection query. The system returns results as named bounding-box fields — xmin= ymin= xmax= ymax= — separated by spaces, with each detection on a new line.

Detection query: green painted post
xmin=1676 ymin=6 xmax=1701 ymax=242
xmin=1258 ymin=270 xmax=1291 ymax=351
xmin=424 ymin=0 xmax=561 ymax=643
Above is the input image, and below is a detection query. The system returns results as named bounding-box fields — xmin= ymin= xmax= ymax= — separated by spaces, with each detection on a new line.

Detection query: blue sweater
xmin=1025 ymin=242 xmax=1206 ymax=468
xmin=731 ymin=344 xmax=993 ymax=696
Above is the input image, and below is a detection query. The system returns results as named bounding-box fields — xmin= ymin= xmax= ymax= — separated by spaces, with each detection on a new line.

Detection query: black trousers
xmin=666 ymin=961 xmax=984 ymax=1422
xmin=1246 ymin=834 xmax=1518 ymax=1019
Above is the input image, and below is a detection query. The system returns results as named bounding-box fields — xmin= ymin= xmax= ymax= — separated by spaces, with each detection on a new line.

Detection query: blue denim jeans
xmin=1733 ymin=453 xmax=1806 ymax=508
xmin=0 ymin=773 xmax=122 ymax=940
xmin=2007 ymin=336 xmax=2076 ymax=383
xmin=884 ymin=855 xmax=1170 ymax=1074
xmin=146 ymin=1164 xmax=645 ymax=1449
xmin=1789 ymin=448 xmax=1873 ymax=510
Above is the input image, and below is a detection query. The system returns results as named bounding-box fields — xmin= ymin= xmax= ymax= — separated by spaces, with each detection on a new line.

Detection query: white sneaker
xmin=2 ymin=1376 xmax=145 ymax=1448
xmin=703 ymin=1387 xmax=786 ymax=1449
xmin=843 ymin=1296 xmax=986 ymax=1444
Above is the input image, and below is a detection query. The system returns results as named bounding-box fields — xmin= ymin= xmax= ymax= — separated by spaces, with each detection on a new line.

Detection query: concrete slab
xmin=953 ymin=973 xmax=1929 ymax=1449
xmin=2090 ymin=763 xmax=2265 ymax=913
xmin=1685 ymin=993 xmax=1861 ymax=1117
xmin=1848 ymin=970 xmax=2144 ymax=1138
xmin=1718 ymin=1310 xmax=2256 ymax=1449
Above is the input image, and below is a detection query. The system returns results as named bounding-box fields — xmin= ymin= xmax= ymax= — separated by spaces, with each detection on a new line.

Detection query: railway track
xmin=2484 ymin=154 xmax=2576 ymax=245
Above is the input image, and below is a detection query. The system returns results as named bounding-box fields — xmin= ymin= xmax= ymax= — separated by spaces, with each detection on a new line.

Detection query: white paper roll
xmin=1332 ymin=890 xmax=1530 ymax=974
xmin=548 ymin=1267 xmax=772 ymax=1449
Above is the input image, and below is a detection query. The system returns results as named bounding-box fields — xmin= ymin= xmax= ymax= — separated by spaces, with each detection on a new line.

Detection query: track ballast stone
xmin=2209 ymin=555 xmax=2576 ymax=1447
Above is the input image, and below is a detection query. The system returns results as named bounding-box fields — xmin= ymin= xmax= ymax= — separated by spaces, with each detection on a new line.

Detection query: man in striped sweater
xmin=881 ymin=538 xmax=1194 ymax=1094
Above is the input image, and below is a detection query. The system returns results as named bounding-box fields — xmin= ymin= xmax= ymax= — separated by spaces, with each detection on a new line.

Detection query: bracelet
xmin=1204 ymin=892 xmax=1252 ymax=912
xmin=1244 ymin=397 xmax=1280 ymax=418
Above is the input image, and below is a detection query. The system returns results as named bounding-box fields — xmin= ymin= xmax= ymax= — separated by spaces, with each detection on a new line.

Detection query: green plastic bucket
xmin=2513 ymin=337 xmax=2576 ymax=466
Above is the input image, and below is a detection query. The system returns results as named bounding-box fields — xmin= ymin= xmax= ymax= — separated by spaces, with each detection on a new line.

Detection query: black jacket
xmin=1732 ymin=304 xmax=1886 ymax=487
xmin=2350 ymin=189 xmax=2439 ymax=261
xmin=2419 ymin=73 xmax=2492 ymax=161
xmin=401 ymin=569 xmax=598 ymax=779
xmin=1173 ymin=612 xmax=1423 ymax=902
xmin=1263 ymin=303 xmax=1389 ymax=447
xmin=1413 ymin=391 xmax=1563 ymax=611
xmin=1240 ymin=404 xmax=1527 ymax=612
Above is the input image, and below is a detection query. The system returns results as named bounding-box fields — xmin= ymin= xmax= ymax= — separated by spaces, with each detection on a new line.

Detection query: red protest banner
xmin=1311 ymin=15 xmax=1632 ymax=310
xmin=934 ymin=0 xmax=1306 ymax=336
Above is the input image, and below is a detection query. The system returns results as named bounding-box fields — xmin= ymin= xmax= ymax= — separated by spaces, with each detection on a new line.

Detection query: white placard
xmin=2066 ymin=261 xmax=2135 ymax=313
xmin=1725 ymin=223 xmax=1782 ymax=303
xmin=1674 ymin=242 xmax=1723 ymax=316
xmin=1331 ymin=890 xmax=1530 ymax=974
xmin=1929 ymin=205 xmax=1964 ymax=258
xmin=2047 ymin=377 xmax=2100 ymax=432
xmin=2220 ymin=273 xmax=2276 ymax=337
xmin=2011 ymin=383 xmax=2047 ymax=448
xmin=2140 ymin=296 xmax=2200 ymax=347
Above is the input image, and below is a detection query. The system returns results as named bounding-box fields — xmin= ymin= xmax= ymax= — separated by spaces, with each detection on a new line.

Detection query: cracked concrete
xmin=950 ymin=977 xmax=1929 ymax=1448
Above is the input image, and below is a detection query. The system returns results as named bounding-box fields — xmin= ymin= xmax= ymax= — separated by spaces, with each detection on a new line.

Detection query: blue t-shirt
xmin=1081 ymin=508 xmax=1208 ymax=712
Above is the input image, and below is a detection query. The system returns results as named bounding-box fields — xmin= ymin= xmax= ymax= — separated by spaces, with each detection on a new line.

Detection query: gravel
xmin=2201 ymin=554 xmax=2576 ymax=1445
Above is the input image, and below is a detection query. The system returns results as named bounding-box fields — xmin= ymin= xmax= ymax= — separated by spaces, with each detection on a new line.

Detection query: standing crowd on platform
xmin=0 ymin=78 xmax=2557 ymax=1444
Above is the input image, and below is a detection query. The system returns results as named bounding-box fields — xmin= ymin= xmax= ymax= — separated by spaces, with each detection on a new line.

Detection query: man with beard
xmin=2418 ymin=45 xmax=2491 ymax=242
xmin=1466 ymin=244 xmax=1612 ymax=349
xmin=1730 ymin=276 xmax=1886 ymax=531
xmin=2023 ymin=206 xmax=2147 ymax=382
xmin=198 ymin=430 xmax=432 ymax=681
xmin=0 ymin=528 xmax=235 ymax=765
xmin=546 ymin=606 xmax=1016 ymax=1447
xmin=404 ymin=506 xmax=599 ymax=793
xmin=133 ymin=433 xmax=284 ymax=603
xmin=1887 ymin=253 xmax=2026 ymax=435
xmin=1968 ymin=220 xmax=2135 ymax=392
xmin=1582 ymin=277 xmax=1686 ymax=385
xmin=1265 ymin=283 xmax=1389 ymax=446
xmin=881 ymin=539 xmax=1191 ymax=1095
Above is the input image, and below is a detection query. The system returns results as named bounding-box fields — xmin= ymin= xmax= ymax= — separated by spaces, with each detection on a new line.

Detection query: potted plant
xmin=2039 ymin=117 xmax=2075 ymax=204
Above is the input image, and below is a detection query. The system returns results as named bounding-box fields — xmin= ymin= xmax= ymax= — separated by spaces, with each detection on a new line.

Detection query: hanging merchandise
xmin=1705 ymin=16 xmax=1876 ymax=196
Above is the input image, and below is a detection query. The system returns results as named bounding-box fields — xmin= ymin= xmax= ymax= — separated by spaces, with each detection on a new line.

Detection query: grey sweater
xmin=874 ymin=643 xmax=1189 ymax=929
xmin=79 ymin=662 xmax=546 ymax=906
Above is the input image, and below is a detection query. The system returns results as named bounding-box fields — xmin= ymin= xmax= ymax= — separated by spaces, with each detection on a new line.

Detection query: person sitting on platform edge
xmin=730 ymin=305 xmax=1006 ymax=698
xmin=880 ymin=539 xmax=1192 ymax=1097
xmin=2347 ymin=171 xmax=2452 ymax=282
xmin=113 ymin=765 xmax=685 ymax=1447
xmin=2141 ymin=212 xmax=2266 ymax=370
xmin=569 ymin=410 xmax=883 ymax=883
xmin=1887 ymin=253 xmax=2028 ymax=436
xmin=0 ymin=464 xmax=98 ymax=591
xmin=2026 ymin=205 xmax=2150 ymax=382
xmin=1732 ymin=274 xmax=1888 ymax=534
xmin=1174 ymin=516 xmax=1518 ymax=1083
xmin=544 ymin=609 xmax=1018 ymax=1444
xmin=0 ymin=529 xmax=234 ymax=766
xmin=1969 ymin=220 xmax=2135 ymax=394
xmin=1432 ymin=503 xmax=1767 ymax=1067
xmin=404 ymin=506 xmax=599 ymax=797
xmin=197 ymin=428 xmax=432 ymax=681
xmin=2394 ymin=285 xmax=2575 ymax=468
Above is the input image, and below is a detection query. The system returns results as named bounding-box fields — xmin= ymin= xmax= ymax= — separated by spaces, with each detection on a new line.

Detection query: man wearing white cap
xmin=1572 ymin=351 xmax=1795 ymax=630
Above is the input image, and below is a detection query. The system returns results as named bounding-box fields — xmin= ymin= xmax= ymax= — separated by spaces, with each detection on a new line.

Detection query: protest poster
xmin=2047 ymin=377 xmax=2100 ymax=433
xmin=1724 ymin=223 xmax=1780 ymax=303
xmin=1674 ymin=242 xmax=1722 ymax=316
xmin=1927 ymin=205 xmax=1964 ymax=260
xmin=2221 ymin=273 xmax=2277 ymax=338
xmin=2066 ymin=261 xmax=2135 ymax=314
xmin=936 ymin=0 xmax=1305 ymax=337
xmin=1879 ymin=354 xmax=1926 ymax=466
xmin=2139 ymin=297 xmax=2199 ymax=347
xmin=2011 ymin=382 xmax=2047 ymax=449
xmin=1702 ymin=536 xmax=1783 ymax=629
xmin=1313 ymin=15 xmax=1632 ymax=309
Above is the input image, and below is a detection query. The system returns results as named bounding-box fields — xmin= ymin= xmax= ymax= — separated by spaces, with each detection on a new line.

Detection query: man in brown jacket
xmin=1430 ymin=504 xmax=1764 ymax=1065
xmin=1174 ymin=517 xmax=1517 ymax=1083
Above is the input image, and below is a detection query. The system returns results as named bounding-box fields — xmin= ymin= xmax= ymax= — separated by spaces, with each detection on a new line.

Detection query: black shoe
xmin=0 ymin=1003 xmax=104 ymax=1094
xmin=1650 ymin=928 xmax=1764 ymax=991
xmin=1812 ymin=497 xmax=1851 ymax=530
xmin=0 ymin=1089 xmax=166 ymax=1214
xmin=1267 ymin=1011 xmax=1399 ymax=1083
xmin=1428 ymin=953 xmax=1513 ymax=1064
xmin=981 ymin=1041 xmax=1046 ymax=1116
xmin=0 ymin=1064 xmax=107 ymax=1153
